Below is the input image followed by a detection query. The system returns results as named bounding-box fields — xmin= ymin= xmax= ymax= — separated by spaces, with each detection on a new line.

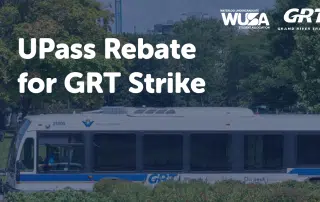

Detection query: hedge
xmin=5 ymin=180 xmax=320 ymax=202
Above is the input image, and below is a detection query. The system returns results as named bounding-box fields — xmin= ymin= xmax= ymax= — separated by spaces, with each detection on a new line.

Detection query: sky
xmin=100 ymin=0 xmax=276 ymax=33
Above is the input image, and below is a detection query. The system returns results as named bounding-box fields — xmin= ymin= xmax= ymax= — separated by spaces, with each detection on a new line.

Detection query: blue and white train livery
xmin=1 ymin=106 xmax=320 ymax=194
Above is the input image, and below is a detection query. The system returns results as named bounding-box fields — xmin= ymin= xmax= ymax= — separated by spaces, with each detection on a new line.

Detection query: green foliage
xmin=93 ymin=179 xmax=129 ymax=194
xmin=0 ymin=134 xmax=12 ymax=168
xmin=93 ymin=179 xmax=151 ymax=201
xmin=0 ymin=0 xmax=122 ymax=111
xmin=107 ymin=182 xmax=151 ymax=201
xmin=5 ymin=188 xmax=110 ymax=202
xmin=0 ymin=0 xmax=320 ymax=113
xmin=7 ymin=180 xmax=320 ymax=202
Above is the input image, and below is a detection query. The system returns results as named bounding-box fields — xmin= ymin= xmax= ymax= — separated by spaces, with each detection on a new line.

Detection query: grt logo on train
xmin=147 ymin=174 xmax=178 ymax=184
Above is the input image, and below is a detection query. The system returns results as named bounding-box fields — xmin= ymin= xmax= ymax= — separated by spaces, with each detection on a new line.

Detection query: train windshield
xmin=6 ymin=119 xmax=31 ymax=171
xmin=37 ymin=133 xmax=85 ymax=172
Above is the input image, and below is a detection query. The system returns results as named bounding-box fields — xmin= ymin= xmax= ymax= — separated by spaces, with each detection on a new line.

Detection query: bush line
xmin=5 ymin=179 xmax=320 ymax=202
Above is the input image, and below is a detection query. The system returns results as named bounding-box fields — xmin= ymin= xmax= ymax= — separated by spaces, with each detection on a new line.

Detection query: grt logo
xmin=147 ymin=174 xmax=177 ymax=184
xmin=284 ymin=8 xmax=320 ymax=23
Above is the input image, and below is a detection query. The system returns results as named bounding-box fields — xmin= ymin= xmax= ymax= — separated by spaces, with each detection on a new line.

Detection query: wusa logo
xmin=279 ymin=8 xmax=320 ymax=31
xmin=82 ymin=119 xmax=94 ymax=127
xmin=221 ymin=9 xmax=269 ymax=30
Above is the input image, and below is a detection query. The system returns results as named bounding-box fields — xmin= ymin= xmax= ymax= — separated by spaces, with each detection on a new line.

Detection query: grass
xmin=0 ymin=134 xmax=10 ymax=201
xmin=0 ymin=135 xmax=11 ymax=168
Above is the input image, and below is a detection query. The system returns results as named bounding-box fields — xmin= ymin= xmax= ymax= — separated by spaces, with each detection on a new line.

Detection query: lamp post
xmin=115 ymin=0 xmax=122 ymax=34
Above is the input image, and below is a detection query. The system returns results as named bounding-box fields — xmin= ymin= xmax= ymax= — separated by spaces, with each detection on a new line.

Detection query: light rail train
xmin=0 ymin=106 xmax=320 ymax=194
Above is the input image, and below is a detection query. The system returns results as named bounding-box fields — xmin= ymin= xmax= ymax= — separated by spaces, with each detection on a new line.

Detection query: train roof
xmin=23 ymin=107 xmax=320 ymax=132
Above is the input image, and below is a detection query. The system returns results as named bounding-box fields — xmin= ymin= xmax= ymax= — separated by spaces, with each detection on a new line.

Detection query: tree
xmin=267 ymin=0 xmax=310 ymax=58
xmin=288 ymin=0 xmax=320 ymax=112
xmin=239 ymin=58 xmax=298 ymax=111
xmin=0 ymin=0 xmax=123 ymax=113
xmin=167 ymin=17 xmax=236 ymax=106
xmin=225 ymin=30 xmax=271 ymax=106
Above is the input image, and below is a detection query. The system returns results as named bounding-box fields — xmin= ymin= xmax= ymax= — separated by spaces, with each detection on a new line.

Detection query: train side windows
xmin=297 ymin=135 xmax=320 ymax=165
xmin=244 ymin=135 xmax=284 ymax=170
xmin=143 ymin=134 xmax=183 ymax=171
xmin=190 ymin=134 xmax=232 ymax=171
xmin=93 ymin=133 xmax=136 ymax=171
xmin=19 ymin=138 xmax=34 ymax=172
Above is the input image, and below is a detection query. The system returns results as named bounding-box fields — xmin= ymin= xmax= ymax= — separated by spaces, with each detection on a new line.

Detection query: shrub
xmin=275 ymin=180 xmax=316 ymax=189
xmin=108 ymin=182 xmax=151 ymax=202
xmin=255 ymin=187 xmax=308 ymax=202
xmin=93 ymin=179 xmax=129 ymax=195
xmin=307 ymin=190 xmax=320 ymax=201
xmin=211 ymin=180 xmax=250 ymax=201
xmin=152 ymin=180 xmax=212 ymax=202
xmin=5 ymin=188 xmax=109 ymax=202
xmin=6 ymin=179 xmax=320 ymax=202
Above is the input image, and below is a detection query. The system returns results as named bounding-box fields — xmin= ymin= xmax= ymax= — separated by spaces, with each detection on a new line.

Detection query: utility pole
xmin=115 ymin=0 xmax=122 ymax=34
